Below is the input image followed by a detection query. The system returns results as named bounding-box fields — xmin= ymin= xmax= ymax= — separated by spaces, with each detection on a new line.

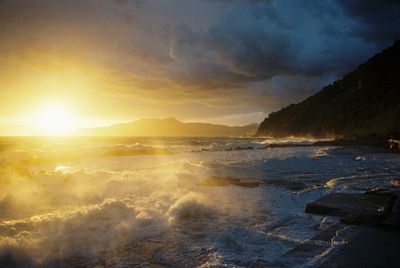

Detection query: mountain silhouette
xmin=257 ymin=40 xmax=400 ymax=138
xmin=80 ymin=118 xmax=258 ymax=137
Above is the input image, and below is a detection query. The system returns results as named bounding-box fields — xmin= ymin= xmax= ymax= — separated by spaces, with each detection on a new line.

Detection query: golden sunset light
xmin=36 ymin=103 xmax=75 ymax=135
xmin=0 ymin=1 xmax=399 ymax=267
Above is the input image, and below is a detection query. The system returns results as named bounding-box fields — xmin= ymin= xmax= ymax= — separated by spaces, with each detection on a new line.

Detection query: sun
xmin=37 ymin=103 xmax=75 ymax=135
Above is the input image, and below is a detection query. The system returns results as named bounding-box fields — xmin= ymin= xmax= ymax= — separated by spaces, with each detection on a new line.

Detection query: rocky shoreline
xmin=282 ymin=187 xmax=400 ymax=267
xmin=312 ymin=138 xmax=389 ymax=148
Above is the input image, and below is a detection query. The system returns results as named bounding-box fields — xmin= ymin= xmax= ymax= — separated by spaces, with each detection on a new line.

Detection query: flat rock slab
xmin=320 ymin=226 xmax=400 ymax=268
xmin=276 ymin=240 xmax=330 ymax=267
xmin=379 ymin=198 xmax=400 ymax=228
xmin=311 ymin=223 xmax=346 ymax=242
xmin=305 ymin=192 xmax=396 ymax=219
xmin=263 ymin=179 xmax=309 ymax=191
xmin=276 ymin=224 xmax=347 ymax=267
xmin=198 ymin=176 xmax=260 ymax=188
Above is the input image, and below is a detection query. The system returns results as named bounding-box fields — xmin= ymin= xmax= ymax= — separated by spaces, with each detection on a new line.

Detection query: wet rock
xmin=366 ymin=188 xmax=398 ymax=196
xmin=312 ymin=223 xmax=346 ymax=242
xmin=249 ymin=259 xmax=282 ymax=268
xmin=305 ymin=192 xmax=396 ymax=223
xmin=341 ymin=212 xmax=383 ymax=225
xmin=276 ymin=240 xmax=330 ymax=267
xmin=381 ymin=211 xmax=400 ymax=228
xmin=320 ymin=226 xmax=400 ymax=268
xmin=277 ymin=224 xmax=357 ymax=267
xmin=263 ymin=179 xmax=308 ymax=191
xmin=198 ymin=177 xmax=260 ymax=188
xmin=231 ymin=179 xmax=260 ymax=188
xmin=198 ymin=176 xmax=232 ymax=187
xmin=379 ymin=199 xmax=400 ymax=228
xmin=235 ymin=146 xmax=254 ymax=150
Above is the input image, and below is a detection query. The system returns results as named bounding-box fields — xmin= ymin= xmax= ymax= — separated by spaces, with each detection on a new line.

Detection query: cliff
xmin=257 ymin=40 xmax=400 ymax=138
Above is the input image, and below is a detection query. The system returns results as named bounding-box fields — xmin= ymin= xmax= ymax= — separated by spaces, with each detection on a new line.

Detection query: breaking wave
xmin=0 ymin=137 xmax=399 ymax=266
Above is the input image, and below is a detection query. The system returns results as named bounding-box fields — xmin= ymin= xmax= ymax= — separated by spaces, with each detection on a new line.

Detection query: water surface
xmin=0 ymin=137 xmax=399 ymax=267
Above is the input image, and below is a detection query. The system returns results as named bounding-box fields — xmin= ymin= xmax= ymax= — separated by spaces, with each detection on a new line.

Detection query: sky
xmin=0 ymin=0 xmax=399 ymax=134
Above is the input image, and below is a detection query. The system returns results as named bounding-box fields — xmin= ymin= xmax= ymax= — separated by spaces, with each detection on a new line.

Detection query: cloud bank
xmin=0 ymin=0 xmax=399 ymax=125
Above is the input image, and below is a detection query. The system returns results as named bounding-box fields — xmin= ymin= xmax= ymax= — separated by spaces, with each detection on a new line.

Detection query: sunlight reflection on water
xmin=0 ymin=137 xmax=399 ymax=267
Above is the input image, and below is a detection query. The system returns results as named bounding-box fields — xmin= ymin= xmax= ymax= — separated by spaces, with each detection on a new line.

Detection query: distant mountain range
xmin=79 ymin=117 xmax=258 ymax=137
xmin=257 ymin=40 xmax=400 ymax=138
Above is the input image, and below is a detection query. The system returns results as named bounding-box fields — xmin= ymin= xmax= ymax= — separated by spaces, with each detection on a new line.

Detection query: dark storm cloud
xmin=338 ymin=0 xmax=400 ymax=44
xmin=0 ymin=0 xmax=399 ymax=123
xmin=171 ymin=0 xmax=399 ymax=86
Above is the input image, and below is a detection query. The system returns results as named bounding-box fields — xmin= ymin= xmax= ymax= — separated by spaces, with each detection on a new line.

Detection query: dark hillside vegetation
xmin=257 ymin=40 xmax=400 ymax=138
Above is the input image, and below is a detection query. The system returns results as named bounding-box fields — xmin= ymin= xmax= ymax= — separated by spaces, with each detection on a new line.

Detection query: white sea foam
xmin=0 ymin=137 xmax=399 ymax=266
xmin=168 ymin=193 xmax=216 ymax=222
xmin=310 ymin=148 xmax=331 ymax=158
xmin=355 ymin=155 xmax=366 ymax=161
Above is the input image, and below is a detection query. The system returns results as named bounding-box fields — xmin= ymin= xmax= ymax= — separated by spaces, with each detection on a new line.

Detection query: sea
xmin=0 ymin=136 xmax=399 ymax=267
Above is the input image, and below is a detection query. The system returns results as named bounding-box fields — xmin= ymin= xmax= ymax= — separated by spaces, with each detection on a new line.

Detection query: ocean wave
xmin=214 ymin=227 xmax=296 ymax=265
xmin=260 ymin=137 xmax=320 ymax=146
xmin=199 ymin=141 xmax=265 ymax=152
xmin=0 ymin=190 xmax=223 ymax=266
xmin=0 ymin=196 xmax=169 ymax=265
xmin=0 ymin=143 xmax=173 ymax=168
xmin=0 ymin=138 xmax=399 ymax=266
xmin=86 ymin=143 xmax=172 ymax=157
xmin=197 ymin=138 xmax=321 ymax=152
xmin=168 ymin=193 xmax=217 ymax=222
xmin=325 ymin=173 xmax=397 ymax=191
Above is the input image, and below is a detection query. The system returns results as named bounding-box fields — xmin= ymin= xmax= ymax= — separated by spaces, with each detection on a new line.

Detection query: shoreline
xmin=312 ymin=137 xmax=389 ymax=148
